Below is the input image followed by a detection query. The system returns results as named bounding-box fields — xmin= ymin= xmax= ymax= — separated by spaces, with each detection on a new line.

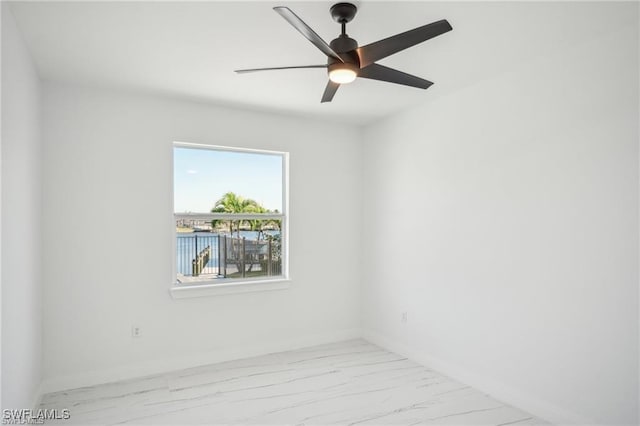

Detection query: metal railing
xmin=176 ymin=234 xmax=220 ymax=278
xmin=176 ymin=233 xmax=282 ymax=282
xmin=220 ymin=235 xmax=282 ymax=279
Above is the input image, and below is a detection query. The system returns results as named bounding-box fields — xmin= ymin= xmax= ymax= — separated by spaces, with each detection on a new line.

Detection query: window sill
xmin=169 ymin=278 xmax=291 ymax=299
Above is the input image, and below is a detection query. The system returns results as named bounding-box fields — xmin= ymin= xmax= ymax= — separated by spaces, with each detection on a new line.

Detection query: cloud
xmin=187 ymin=170 xmax=198 ymax=175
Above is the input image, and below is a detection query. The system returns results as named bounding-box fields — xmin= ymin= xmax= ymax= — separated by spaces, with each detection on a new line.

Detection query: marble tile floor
xmin=39 ymin=339 xmax=549 ymax=425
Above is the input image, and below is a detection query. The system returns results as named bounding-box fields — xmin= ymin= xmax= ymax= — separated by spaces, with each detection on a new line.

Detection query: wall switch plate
xmin=401 ymin=312 xmax=408 ymax=324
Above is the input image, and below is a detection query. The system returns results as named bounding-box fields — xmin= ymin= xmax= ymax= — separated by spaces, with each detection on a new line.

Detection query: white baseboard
xmin=362 ymin=329 xmax=596 ymax=426
xmin=41 ymin=328 xmax=362 ymax=395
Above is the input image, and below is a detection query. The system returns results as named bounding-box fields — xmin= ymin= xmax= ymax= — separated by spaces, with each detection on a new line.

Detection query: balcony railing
xmin=176 ymin=233 xmax=282 ymax=283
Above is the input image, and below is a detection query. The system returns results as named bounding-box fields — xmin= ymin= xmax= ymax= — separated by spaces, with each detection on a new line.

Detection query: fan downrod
xmin=330 ymin=3 xmax=357 ymax=23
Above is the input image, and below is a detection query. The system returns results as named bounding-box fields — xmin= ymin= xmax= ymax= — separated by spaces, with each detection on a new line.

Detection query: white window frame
xmin=170 ymin=142 xmax=290 ymax=298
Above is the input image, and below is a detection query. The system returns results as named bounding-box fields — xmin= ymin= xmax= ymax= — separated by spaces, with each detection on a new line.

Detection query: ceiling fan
xmin=235 ymin=3 xmax=452 ymax=103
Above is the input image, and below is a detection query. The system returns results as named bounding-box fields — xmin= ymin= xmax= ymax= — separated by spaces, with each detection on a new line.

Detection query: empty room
xmin=1 ymin=1 xmax=638 ymax=425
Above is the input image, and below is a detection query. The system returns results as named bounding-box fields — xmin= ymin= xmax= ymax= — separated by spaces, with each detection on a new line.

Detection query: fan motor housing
xmin=330 ymin=35 xmax=358 ymax=53
xmin=329 ymin=35 xmax=360 ymax=68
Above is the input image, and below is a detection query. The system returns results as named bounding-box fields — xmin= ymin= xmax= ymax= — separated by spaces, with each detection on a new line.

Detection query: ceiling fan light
xmin=329 ymin=68 xmax=357 ymax=84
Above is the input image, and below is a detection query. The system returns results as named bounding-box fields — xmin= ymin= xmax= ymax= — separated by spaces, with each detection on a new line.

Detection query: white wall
xmin=362 ymin=4 xmax=638 ymax=426
xmin=1 ymin=4 xmax=43 ymax=410
xmin=41 ymin=83 xmax=362 ymax=390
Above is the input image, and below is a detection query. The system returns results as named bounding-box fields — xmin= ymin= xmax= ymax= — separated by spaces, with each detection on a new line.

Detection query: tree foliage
xmin=210 ymin=192 xmax=279 ymax=239
xmin=211 ymin=192 xmax=282 ymax=275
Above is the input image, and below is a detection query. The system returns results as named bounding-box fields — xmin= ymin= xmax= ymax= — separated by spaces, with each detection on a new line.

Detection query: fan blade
xmin=358 ymin=63 xmax=433 ymax=89
xmin=235 ymin=65 xmax=327 ymax=74
xmin=321 ymin=80 xmax=340 ymax=103
xmin=357 ymin=20 xmax=452 ymax=68
xmin=274 ymin=7 xmax=344 ymax=63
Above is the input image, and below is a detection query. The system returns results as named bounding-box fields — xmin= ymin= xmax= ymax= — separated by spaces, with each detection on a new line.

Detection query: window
xmin=173 ymin=143 xmax=288 ymax=286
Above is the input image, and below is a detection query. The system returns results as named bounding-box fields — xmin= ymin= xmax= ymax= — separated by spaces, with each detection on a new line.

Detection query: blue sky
xmin=174 ymin=147 xmax=283 ymax=213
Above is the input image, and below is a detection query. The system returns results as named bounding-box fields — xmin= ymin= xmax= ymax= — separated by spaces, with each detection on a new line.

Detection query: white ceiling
xmin=9 ymin=1 xmax=636 ymax=124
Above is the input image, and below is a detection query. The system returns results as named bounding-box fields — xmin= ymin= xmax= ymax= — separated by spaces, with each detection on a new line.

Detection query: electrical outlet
xmin=131 ymin=325 xmax=141 ymax=338
xmin=401 ymin=312 xmax=408 ymax=324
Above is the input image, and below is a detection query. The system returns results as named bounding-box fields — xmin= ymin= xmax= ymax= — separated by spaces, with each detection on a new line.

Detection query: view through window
xmin=173 ymin=144 xmax=287 ymax=284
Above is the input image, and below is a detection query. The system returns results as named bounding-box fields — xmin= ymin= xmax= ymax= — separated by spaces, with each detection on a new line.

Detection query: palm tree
xmin=211 ymin=192 xmax=260 ymax=238
xmin=211 ymin=192 xmax=276 ymax=275
xmin=245 ymin=204 xmax=269 ymax=241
